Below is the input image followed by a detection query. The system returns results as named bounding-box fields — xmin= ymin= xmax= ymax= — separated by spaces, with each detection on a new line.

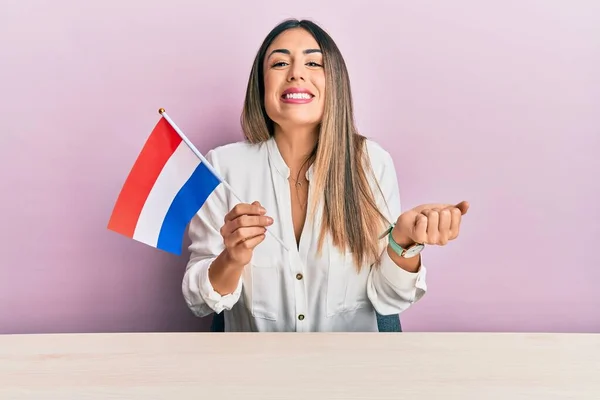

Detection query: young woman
xmin=182 ymin=19 xmax=469 ymax=332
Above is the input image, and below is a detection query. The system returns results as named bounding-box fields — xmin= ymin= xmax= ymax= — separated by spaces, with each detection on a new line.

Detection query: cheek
xmin=263 ymin=76 xmax=275 ymax=98
xmin=316 ymin=74 xmax=326 ymax=92
xmin=264 ymin=73 xmax=284 ymax=99
xmin=316 ymin=79 xmax=326 ymax=112
xmin=262 ymin=76 xmax=278 ymax=111
xmin=264 ymin=73 xmax=274 ymax=90
xmin=314 ymin=75 xmax=326 ymax=102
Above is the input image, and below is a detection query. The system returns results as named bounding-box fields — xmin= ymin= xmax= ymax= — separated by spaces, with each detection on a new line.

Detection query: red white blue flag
xmin=107 ymin=110 xmax=221 ymax=255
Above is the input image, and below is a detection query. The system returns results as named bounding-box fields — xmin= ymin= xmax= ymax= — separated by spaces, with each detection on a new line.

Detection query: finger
xmin=413 ymin=213 xmax=428 ymax=244
xmin=449 ymin=207 xmax=462 ymax=240
xmin=422 ymin=209 xmax=439 ymax=245
xmin=240 ymin=233 xmax=266 ymax=250
xmin=438 ymin=209 xmax=451 ymax=245
xmin=222 ymin=214 xmax=273 ymax=237
xmin=414 ymin=203 xmax=448 ymax=213
xmin=224 ymin=226 xmax=267 ymax=247
xmin=233 ymin=214 xmax=273 ymax=231
xmin=414 ymin=201 xmax=470 ymax=215
xmin=224 ymin=202 xmax=266 ymax=222
xmin=420 ymin=209 xmax=436 ymax=217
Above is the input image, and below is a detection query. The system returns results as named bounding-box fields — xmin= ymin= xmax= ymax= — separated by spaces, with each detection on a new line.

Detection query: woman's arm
xmin=182 ymin=150 xmax=274 ymax=317
xmin=182 ymin=150 xmax=243 ymax=317
xmin=365 ymin=147 xmax=428 ymax=316
xmin=386 ymin=232 xmax=421 ymax=273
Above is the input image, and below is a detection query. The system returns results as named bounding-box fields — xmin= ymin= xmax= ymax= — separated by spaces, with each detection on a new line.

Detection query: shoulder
xmin=205 ymin=140 xmax=266 ymax=170
xmin=362 ymin=138 xmax=396 ymax=175
xmin=207 ymin=140 xmax=263 ymax=159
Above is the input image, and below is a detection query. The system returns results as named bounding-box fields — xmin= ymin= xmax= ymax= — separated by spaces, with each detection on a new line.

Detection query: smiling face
xmin=262 ymin=28 xmax=326 ymax=132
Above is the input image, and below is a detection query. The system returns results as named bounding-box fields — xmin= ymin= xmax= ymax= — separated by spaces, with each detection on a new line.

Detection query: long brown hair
xmin=241 ymin=19 xmax=390 ymax=269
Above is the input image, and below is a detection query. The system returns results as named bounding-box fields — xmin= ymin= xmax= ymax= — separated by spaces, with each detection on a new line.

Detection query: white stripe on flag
xmin=133 ymin=142 xmax=200 ymax=247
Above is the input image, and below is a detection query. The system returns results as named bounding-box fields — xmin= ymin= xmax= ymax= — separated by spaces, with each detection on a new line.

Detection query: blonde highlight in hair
xmin=241 ymin=19 xmax=390 ymax=269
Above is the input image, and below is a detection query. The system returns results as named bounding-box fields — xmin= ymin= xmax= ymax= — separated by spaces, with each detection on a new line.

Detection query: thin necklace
xmin=289 ymin=175 xmax=305 ymax=187
xmin=289 ymin=174 xmax=308 ymax=210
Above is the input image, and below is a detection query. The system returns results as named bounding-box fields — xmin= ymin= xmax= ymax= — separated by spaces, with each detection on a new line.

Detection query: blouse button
xmin=298 ymin=314 xmax=305 ymax=321
xmin=296 ymin=273 xmax=303 ymax=280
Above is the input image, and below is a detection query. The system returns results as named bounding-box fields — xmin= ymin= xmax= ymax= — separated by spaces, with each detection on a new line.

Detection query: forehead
xmin=266 ymin=28 xmax=320 ymax=54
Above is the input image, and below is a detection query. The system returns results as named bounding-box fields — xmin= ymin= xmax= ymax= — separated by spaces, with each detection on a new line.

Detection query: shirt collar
xmin=266 ymin=136 xmax=314 ymax=181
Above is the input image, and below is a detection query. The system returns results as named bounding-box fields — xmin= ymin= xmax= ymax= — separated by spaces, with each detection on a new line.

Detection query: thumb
xmin=455 ymin=201 xmax=470 ymax=215
xmin=412 ymin=201 xmax=470 ymax=215
xmin=412 ymin=203 xmax=449 ymax=213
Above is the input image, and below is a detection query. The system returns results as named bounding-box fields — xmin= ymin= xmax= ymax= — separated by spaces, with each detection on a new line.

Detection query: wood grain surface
xmin=0 ymin=332 xmax=598 ymax=399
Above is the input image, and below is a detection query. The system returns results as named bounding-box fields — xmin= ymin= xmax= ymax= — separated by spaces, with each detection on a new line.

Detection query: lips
xmin=281 ymin=87 xmax=314 ymax=103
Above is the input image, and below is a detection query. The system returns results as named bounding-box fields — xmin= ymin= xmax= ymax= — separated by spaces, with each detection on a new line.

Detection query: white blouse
xmin=182 ymin=136 xmax=427 ymax=332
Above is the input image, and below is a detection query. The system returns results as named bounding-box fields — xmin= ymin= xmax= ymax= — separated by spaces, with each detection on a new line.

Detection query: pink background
xmin=1 ymin=0 xmax=598 ymax=334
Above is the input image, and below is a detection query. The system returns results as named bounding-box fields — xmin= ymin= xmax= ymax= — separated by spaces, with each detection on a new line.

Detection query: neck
xmin=273 ymin=125 xmax=318 ymax=173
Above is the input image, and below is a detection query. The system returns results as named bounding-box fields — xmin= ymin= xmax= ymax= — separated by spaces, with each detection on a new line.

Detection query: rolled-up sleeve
xmin=182 ymin=149 xmax=243 ymax=318
xmin=182 ymin=256 xmax=243 ymax=317
xmin=368 ymin=247 xmax=427 ymax=315
xmin=366 ymin=146 xmax=428 ymax=316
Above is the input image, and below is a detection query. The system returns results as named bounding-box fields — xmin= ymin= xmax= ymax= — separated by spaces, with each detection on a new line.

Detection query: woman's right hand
xmin=220 ymin=201 xmax=273 ymax=267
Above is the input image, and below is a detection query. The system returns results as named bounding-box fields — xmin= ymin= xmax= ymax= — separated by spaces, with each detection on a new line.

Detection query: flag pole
xmin=158 ymin=108 xmax=289 ymax=252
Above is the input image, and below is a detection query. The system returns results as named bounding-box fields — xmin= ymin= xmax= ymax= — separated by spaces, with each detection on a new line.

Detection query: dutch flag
xmin=107 ymin=109 xmax=221 ymax=255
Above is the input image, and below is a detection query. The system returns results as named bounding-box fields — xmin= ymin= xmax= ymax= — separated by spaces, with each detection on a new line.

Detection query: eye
xmin=271 ymin=61 xmax=288 ymax=68
xmin=306 ymin=61 xmax=323 ymax=67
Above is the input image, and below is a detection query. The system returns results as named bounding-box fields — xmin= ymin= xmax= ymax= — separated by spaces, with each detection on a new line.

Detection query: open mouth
xmin=282 ymin=92 xmax=313 ymax=100
xmin=281 ymin=88 xmax=315 ymax=103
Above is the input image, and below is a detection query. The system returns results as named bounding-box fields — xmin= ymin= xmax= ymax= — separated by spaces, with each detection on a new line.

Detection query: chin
xmin=281 ymin=111 xmax=322 ymax=125
xmin=279 ymin=117 xmax=321 ymax=129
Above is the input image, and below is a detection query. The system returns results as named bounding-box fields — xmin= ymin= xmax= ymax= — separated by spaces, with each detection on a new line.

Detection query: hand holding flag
xmin=219 ymin=201 xmax=274 ymax=267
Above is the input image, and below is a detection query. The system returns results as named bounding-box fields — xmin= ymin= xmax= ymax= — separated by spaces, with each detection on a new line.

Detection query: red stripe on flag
xmin=108 ymin=117 xmax=182 ymax=237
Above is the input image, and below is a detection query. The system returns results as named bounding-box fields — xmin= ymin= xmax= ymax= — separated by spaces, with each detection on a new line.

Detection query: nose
xmin=286 ymin=61 xmax=305 ymax=82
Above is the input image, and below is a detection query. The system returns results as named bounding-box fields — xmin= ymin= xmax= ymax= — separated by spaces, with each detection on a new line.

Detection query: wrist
xmin=391 ymin=226 xmax=415 ymax=249
xmin=387 ymin=223 xmax=424 ymax=264
xmin=222 ymin=249 xmax=246 ymax=270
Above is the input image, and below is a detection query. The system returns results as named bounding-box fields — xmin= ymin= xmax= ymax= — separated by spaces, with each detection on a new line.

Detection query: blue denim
xmin=209 ymin=311 xmax=402 ymax=332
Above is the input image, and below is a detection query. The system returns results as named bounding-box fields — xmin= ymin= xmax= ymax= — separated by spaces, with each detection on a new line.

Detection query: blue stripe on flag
xmin=156 ymin=162 xmax=221 ymax=255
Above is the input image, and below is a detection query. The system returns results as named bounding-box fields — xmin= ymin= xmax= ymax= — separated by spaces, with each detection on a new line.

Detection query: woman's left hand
xmin=391 ymin=201 xmax=470 ymax=247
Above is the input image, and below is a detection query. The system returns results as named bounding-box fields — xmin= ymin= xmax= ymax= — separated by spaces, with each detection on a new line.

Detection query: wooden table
xmin=0 ymin=332 xmax=598 ymax=399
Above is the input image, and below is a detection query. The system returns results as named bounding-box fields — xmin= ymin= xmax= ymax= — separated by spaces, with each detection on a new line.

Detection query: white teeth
xmin=285 ymin=93 xmax=312 ymax=99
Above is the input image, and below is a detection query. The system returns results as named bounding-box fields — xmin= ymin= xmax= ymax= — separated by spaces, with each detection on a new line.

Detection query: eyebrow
xmin=267 ymin=48 xmax=322 ymax=58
